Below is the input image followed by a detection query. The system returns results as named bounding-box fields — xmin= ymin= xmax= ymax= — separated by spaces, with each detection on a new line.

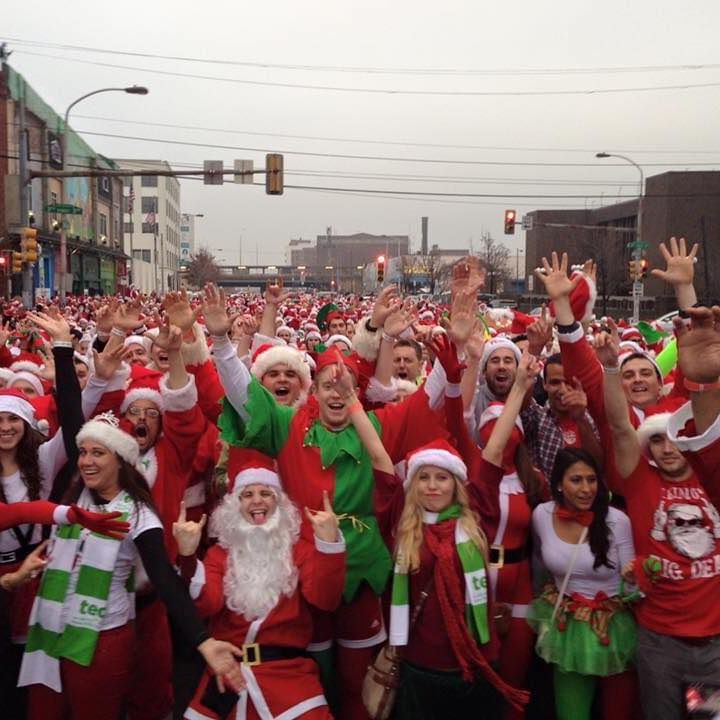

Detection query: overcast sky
xmin=4 ymin=0 xmax=720 ymax=265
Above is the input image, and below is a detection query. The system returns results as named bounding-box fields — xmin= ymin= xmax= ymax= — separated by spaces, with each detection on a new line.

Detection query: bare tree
xmin=186 ymin=247 xmax=219 ymax=288
xmin=578 ymin=228 xmax=629 ymax=317
xmin=476 ymin=234 xmax=511 ymax=294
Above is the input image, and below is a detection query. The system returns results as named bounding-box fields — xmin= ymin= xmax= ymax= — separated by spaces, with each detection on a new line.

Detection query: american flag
xmin=145 ymin=211 xmax=156 ymax=225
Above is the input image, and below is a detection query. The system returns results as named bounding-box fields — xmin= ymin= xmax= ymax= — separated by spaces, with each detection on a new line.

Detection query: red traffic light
xmin=0 ymin=256 xmax=6 ymax=266
xmin=377 ymin=255 xmax=385 ymax=264
xmin=504 ymin=209 xmax=517 ymax=235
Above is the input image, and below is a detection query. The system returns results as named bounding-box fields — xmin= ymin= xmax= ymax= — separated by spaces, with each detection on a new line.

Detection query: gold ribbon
xmin=336 ymin=513 xmax=371 ymax=532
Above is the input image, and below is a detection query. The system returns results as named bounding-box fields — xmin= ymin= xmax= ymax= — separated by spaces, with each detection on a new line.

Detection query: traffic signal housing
xmin=22 ymin=227 xmax=39 ymax=264
xmin=265 ymin=153 xmax=284 ymax=195
xmin=504 ymin=209 xmax=516 ymax=235
xmin=377 ymin=255 xmax=385 ymax=284
xmin=12 ymin=252 xmax=23 ymax=274
xmin=639 ymin=258 xmax=649 ymax=279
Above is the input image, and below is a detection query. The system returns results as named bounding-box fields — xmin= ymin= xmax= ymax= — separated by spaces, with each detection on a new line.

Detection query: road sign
xmin=234 ymin=159 xmax=254 ymax=184
xmin=45 ymin=204 xmax=82 ymax=214
xmin=521 ymin=215 xmax=534 ymax=231
xmin=203 ymin=161 xmax=224 ymax=185
xmin=627 ymin=240 xmax=649 ymax=250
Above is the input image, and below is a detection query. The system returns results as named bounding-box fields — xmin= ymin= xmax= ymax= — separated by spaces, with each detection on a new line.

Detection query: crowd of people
xmin=1 ymin=235 xmax=720 ymax=720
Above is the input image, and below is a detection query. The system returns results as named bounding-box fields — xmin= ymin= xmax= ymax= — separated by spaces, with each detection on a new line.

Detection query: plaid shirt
xmin=522 ymin=399 xmax=598 ymax=478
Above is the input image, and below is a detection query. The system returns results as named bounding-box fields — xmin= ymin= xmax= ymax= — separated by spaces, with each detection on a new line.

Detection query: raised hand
xmin=527 ymin=305 xmax=554 ymax=356
xmin=594 ymin=327 xmax=620 ymax=369
xmin=534 ymin=251 xmax=580 ymax=301
xmin=0 ymin=321 xmax=11 ymax=347
xmin=651 ymin=236 xmax=698 ymax=287
xmin=449 ymin=288 xmax=477 ymax=346
xmin=202 ymin=284 xmax=231 ymax=336
xmin=450 ymin=256 xmax=485 ymax=299
xmin=148 ymin=317 xmax=182 ymax=353
xmin=114 ymin=298 xmax=145 ymax=333
xmin=67 ymin=506 xmax=130 ymax=540
xmin=172 ymin=501 xmax=206 ymax=557
xmin=674 ymin=306 xmax=720 ymax=384
xmin=370 ymin=285 xmax=399 ymax=329
xmin=464 ymin=325 xmax=486 ymax=363
xmin=26 ymin=310 xmax=72 ymax=343
xmin=304 ymin=490 xmax=339 ymax=543
xmin=163 ymin=290 xmax=200 ymax=333
xmin=560 ymin=377 xmax=588 ymax=420
xmin=331 ymin=361 xmax=356 ymax=399
xmin=430 ymin=333 xmax=466 ymax=383
xmin=95 ymin=299 xmax=119 ymax=335
xmin=264 ymin=281 xmax=290 ymax=307
xmin=514 ymin=352 xmax=540 ymax=392
xmin=383 ymin=300 xmax=414 ymax=338
xmin=92 ymin=342 xmax=126 ymax=381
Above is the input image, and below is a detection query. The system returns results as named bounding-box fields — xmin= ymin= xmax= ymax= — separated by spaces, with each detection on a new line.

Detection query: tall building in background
xmin=116 ymin=160 xmax=181 ymax=293
xmin=180 ymin=213 xmax=197 ymax=266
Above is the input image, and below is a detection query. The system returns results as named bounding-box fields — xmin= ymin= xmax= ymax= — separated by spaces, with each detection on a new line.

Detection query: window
xmin=99 ymin=213 xmax=108 ymax=238
xmin=132 ymin=249 xmax=152 ymax=262
xmin=142 ymin=223 xmax=158 ymax=234
xmin=141 ymin=175 xmax=158 ymax=187
xmin=141 ymin=197 xmax=157 ymax=213
xmin=124 ymin=223 xmax=135 ymax=234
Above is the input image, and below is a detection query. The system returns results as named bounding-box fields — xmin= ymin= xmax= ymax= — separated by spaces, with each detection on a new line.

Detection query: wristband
xmin=111 ymin=327 xmax=126 ymax=338
xmin=347 ymin=401 xmax=364 ymax=415
xmin=51 ymin=340 xmax=73 ymax=349
xmin=381 ymin=331 xmax=395 ymax=344
xmin=603 ymin=365 xmax=620 ymax=375
xmin=96 ymin=331 xmax=110 ymax=341
xmin=684 ymin=377 xmax=720 ymax=392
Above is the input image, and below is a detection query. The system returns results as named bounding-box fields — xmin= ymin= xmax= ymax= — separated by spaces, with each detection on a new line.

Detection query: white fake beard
xmin=210 ymin=490 xmax=300 ymax=620
xmin=668 ymin=525 xmax=715 ymax=560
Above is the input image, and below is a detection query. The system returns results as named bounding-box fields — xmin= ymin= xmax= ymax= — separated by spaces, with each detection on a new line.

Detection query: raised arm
xmin=651 ymin=236 xmax=699 ymax=312
xmin=258 ymin=281 xmax=290 ymax=339
xmin=598 ymin=330 xmax=640 ymax=480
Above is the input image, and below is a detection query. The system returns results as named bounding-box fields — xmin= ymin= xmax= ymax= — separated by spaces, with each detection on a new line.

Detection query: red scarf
xmin=555 ymin=506 xmax=594 ymax=527
xmin=423 ymin=521 xmax=529 ymax=711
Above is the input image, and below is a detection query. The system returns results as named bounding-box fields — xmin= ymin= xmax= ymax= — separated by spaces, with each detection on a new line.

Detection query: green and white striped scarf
xmin=18 ymin=489 xmax=134 ymax=692
xmin=389 ymin=504 xmax=490 ymax=647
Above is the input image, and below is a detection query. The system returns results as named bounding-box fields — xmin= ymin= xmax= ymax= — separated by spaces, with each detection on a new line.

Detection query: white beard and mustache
xmin=210 ymin=489 xmax=301 ymax=620
xmin=668 ymin=525 xmax=715 ymax=559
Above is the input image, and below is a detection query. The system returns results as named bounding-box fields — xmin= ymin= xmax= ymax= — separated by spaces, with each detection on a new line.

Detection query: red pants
xmin=28 ymin=623 xmax=135 ymax=720
xmin=127 ymin=597 xmax=174 ymax=720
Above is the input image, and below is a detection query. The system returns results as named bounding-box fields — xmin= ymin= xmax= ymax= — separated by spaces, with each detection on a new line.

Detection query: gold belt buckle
xmin=489 ymin=544 xmax=505 ymax=570
xmin=242 ymin=642 xmax=261 ymax=666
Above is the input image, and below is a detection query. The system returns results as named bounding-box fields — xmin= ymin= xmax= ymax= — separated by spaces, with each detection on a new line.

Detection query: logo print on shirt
xmin=650 ymin=496 xmax=720 ymax=560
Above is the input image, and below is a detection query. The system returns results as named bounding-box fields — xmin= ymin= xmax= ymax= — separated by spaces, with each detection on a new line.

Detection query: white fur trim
xmin=636 ymin=412 xmax=672 ymax=450
xmin=406 ymin=449 xmax=467 ymax=487
xmin=76 ymin=419 xmax=140 ymax=465
xmin=123 ymin=335 xmax=151 ymax=353
xmin=667 ymin=400 xmax=720 ymax=454
xmin=393 ymin=377 xmax=419 ymax=396
xmin=314 ymin=532 xmax=346 ymax=554
xmin=0 ymin=368 xmax=15 ymax=383
xmin=8 ymin=371 xmax=44 ymax=397
xmin=250 ymin=346 xmax=311 ymax=390
xmin=159 ymin=373 xmax=198 ymax=413
xmin=326 ymin=334 xmax=353 ymax=351
xmin=232 ymin=468 xmax=282 ymax=491
xmin=557 ymin=324 xmax=584 ymax=344
xmin=478 ymin=403 xmax=524 ymax=433
xmin=352 ymin=316 xmax=381 ymax=361
xmin=0 ymin=394 xmax=35 ymax=425
xmin=181 ymin=323 xmax=210 ymax=367
xmin=480 ymin=338 xmax=522 ymax=371
xmin=9 ymin=360 xmax=43 ymax=374
xmin=52 ymin=505 xmax=71 ymax=525
xmin=365 ymin=377 xmax=397 ymax=404
xmin=621 ymin=350 xmax=662 ymax=380
xmin=120 ymin=388 xmax=164 ymax=414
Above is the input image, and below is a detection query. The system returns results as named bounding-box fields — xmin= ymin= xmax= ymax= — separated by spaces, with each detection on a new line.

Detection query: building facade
xmin=0 ymin=62 xmax=128 ymax=298
xmin=117 ymin=159 xmax=181 ymax=294
xmin=179 ymin=213 xmax=197 ymax=267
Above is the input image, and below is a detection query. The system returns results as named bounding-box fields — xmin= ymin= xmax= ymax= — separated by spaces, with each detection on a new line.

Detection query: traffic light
xmin=265 ymin=153 xmax=284 ymax=195
xmin=377 ymin=255 xmax=385 ymax=284
xmin=22 ymin=227 xmax=39 ymax=264
xmin=628 ymin=259 xmax=638 ymax=280
xmin=639 ymin=258 xmax=649 ymax=279
xmin=12 ymin=252 xmax=23 ymax=274
xmin=0 ymin=255 xmax=6 ymax=271
xmin=504 ymin=209 xmax=516 ymax=235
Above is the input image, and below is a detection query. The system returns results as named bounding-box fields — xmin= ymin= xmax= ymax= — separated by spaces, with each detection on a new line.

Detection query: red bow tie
xmin=556 ymin=506 xmax=594 ymax=527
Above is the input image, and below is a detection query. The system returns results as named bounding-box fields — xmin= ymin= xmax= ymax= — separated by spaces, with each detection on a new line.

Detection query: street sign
xmin=234 ymin=159 xmax=254 ymax=184
xmin=203 ymin=161 xmax=224 ymax=185
xmin=627 ymin=240 xmax=649 ymax=250
xmin=45 ymin=204 xmax=82 ymax=215
xmin=521 ymin=215 xmax=534 ymax=231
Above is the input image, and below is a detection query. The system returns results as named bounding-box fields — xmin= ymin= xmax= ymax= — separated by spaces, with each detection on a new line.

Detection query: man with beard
xmin=204 ymin=284 xmax=443 ymax=720
xmin=599 ymin=328 xmax=720 ymax=720
xmin=175 ymin=464 xmax=345 ymax=720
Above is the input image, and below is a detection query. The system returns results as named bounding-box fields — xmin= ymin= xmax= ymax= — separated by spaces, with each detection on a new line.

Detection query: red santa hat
xmin=0 ymin=367 xmax=15 ymax=385
xmin=480 ymin=337 xmax=522 ymax=371
xmin=0 ymin=388 xmax=36 ymax=426
xmin=619 ymin=349 xmax=662 ymax=380
xmin=325 ymin=334 xmax=353 ymax=352
xmin=230 ymin=453 xmax=282 ymax=494
xmin=315 ymin=346 xmax=359 ymax=379
xmin=120 ymin=366 xmax=164 ymax=414
xmin=8 ymin=371 xmax=45 ymax=397
xmin=511 ymin=310 xmax=537 ymax=335
xmin=76 ymin=411 xmax=140 ymax=465
xmin=621 ymin=327 xmax=643 ymax=343
xmin=547 ymin=269 xmax=597 ymax=323
xmin=250 ymin=344 xmax=311 ymax=389
xmin=9 ymin=352 xmax=44 ymax=375
xmin=405 ymin=439 xmax=467 ymax=488
xmin=636 ymin=411 xmax=672 ymax=454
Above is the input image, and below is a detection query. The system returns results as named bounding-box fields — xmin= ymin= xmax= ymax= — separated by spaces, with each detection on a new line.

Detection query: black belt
xmin=239 ymin=643 xmax=310 ymax=666
xmin=489 ymin=544 xmax=529 ymax=568
xmin=0 ymin=542 xmax=40 ymax=566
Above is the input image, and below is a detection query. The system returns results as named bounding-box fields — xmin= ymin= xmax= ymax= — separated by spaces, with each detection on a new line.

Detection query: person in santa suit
xmin=203 ymin=284 xmax=445 ymax=720
xmin=174 ymin=461 xmax=346 ymax=720
xmin=335 ymin=349 xmax=530 ymax=718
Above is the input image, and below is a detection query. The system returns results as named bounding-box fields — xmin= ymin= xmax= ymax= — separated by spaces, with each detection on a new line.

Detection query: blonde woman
xmin=333 ymin=357 xmax=532 ymax=719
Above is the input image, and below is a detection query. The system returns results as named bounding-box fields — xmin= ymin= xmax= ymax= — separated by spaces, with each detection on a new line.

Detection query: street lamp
xmin=595 ymin=152 xmax=645 ymax=323
xmin=59 ymin=85 xmax=149 ymax=303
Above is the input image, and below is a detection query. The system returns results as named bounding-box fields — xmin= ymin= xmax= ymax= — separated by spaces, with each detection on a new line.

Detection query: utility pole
xmin=17 ymin=78 xmax=33 ymax=307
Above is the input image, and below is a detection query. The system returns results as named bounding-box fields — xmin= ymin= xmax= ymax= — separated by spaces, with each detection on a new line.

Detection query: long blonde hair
xmin=395 ymin=472 xmax=488 ymax=572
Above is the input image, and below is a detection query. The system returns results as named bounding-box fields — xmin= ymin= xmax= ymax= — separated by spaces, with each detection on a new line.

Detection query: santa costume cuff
xmin=352 ymin=316 xmax=382 ymax=361
xmin=181 ymin=323 xmax=211 ymax=367
xmin=160 ymin=373 xmax=198 ymax=413
xmin=315 ymin=531 xmax=346 ymax=554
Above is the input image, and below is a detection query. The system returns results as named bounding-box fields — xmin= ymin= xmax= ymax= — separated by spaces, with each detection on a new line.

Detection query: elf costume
xmin=213 ymin=338 xmax=443 ymax=720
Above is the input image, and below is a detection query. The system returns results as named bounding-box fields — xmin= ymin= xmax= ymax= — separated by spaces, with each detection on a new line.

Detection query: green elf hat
xmin=316 ymin=303 xmax=344 ymax=332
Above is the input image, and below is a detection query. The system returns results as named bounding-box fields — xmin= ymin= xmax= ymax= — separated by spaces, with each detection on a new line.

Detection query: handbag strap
xmin=549 ymin=526 xmax=588 ymax=628
xmin=408 ymin=574 xmax=434 ymax=632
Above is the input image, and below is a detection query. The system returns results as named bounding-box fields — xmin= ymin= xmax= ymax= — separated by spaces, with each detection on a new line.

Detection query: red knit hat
xmin=120 ymin=366 xmax=164 ymax=413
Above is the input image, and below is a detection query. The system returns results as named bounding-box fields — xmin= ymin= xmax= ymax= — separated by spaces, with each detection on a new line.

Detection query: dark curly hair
xmin=550 ymin=448 xmax=613 ymax=570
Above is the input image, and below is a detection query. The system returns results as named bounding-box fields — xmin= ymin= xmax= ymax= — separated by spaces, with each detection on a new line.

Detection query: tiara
xmin=93 ymin=411 xmax=120 ymax=429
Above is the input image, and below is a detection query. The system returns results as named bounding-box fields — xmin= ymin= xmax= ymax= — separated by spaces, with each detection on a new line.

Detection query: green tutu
xmin=527 ymin=594 xmax=636 ymax=677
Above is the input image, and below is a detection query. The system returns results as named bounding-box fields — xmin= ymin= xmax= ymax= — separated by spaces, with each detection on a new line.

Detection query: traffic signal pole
xmin=17 ymin=80 xmax=34 ymax=308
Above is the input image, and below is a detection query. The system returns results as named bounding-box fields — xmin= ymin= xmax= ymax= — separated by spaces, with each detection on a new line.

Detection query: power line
xmin=15 ymin=50 xmax=720 ymax=97
xmin=7 ymin=36 xmax=720 ymax=77
xmin=71 ymin=114 xmax=720 ymax=156
xmin=74 ymin=128 xmax=720 ymax=168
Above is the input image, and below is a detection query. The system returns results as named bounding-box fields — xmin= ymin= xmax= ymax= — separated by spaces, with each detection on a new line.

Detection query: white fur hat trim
xmin=636 ymin=412 xmax=672 ymax=450
xmin=8 ymin=371 xmax=44 ymax=397
xmin=480 ymin=337 xmax=522 ymax=371
xmin=76 ymin=415 xmax=140 ymax=465
xmin=232 ymin=468 xmax=282 ymax=492
xmin=250 ymin=346 xmax=311 ymax=390
xmin=406 ymin=448 xmax=467 ymax=486
xmin=120 ymin=388 xmax=164 ymax=414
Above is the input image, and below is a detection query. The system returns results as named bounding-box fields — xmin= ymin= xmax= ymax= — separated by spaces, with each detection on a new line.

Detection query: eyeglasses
xmin=127 ymin=406 xmax=161 ymax=419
